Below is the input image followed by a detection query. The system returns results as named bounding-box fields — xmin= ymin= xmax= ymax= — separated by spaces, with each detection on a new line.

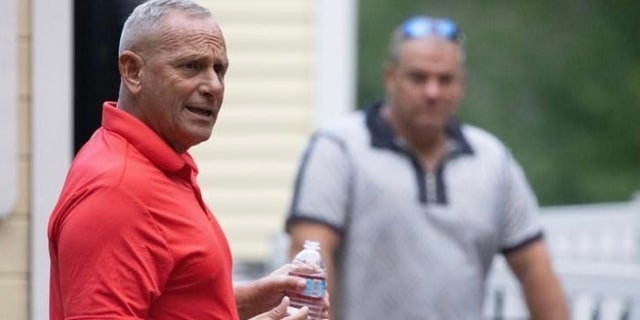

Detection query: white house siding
xmin=0 ymin=0 xmax=30 ymax=318
xmin=192 ymin=0 xmax=316 ymax=262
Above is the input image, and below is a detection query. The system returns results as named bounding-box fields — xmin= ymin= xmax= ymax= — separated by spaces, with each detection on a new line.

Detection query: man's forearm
xmin=234 ymin=282 xmax=257 ymax=320
xmin=507 ymin=241 xmax=570 ymax=319
xmin=522 ymin=270 xmax=569 ymax=319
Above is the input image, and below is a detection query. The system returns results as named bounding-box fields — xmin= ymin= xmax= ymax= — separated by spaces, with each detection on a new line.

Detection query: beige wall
xmin=192 ymin=0 xmax=316 ymax=262
xmin=0 ymin=0 xmax=31 ymax=318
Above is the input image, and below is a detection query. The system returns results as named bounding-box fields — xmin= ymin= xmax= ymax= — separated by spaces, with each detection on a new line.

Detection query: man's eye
xmin=439 ymin=75 xmax=454 ymax=86
xmin=408 ymin=73 xmax=425 ymax=84
xmin=183 ymin=62 xmax=201 ymax=70
xmin=214 ymin=64 xmax=227 ymax=76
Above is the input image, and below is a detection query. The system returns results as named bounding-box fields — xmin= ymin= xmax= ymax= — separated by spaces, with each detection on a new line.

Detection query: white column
xmin=31 ymin=0 xmax=73 ymax=318
xmin=315 ymin=0 xmax=357 ymax=126
xmin=0 ymin=0 xmax=17 ymax=219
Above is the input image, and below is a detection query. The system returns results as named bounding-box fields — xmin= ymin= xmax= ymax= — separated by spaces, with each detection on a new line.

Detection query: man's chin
xmin=414 ymin=118 xmax=447 ymax=131
xmin=183 ymin=130 xmax=214 ymax=149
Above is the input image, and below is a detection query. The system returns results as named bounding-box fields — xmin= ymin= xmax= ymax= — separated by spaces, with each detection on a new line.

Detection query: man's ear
xmin=382 ymin=61 xmax=396 ymax=92
xmin=119 ymin=50 xmax=144 ymax=95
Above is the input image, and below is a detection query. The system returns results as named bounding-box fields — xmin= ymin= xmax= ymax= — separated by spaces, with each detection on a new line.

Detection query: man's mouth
xmin=186 ymin=106 xmax=213 ymax=117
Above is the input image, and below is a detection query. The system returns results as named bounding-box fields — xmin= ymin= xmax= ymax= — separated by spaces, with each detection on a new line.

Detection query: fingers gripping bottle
xmin=288 ymin=240 xmax=326 ymax=320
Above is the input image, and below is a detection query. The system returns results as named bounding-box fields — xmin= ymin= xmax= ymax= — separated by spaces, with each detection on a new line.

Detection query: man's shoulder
xmin=460 ymin=123 xmax=511 ymax=157
xmin=461 ymin=124 xmax=505 ymax=147
xmin=68 ymin=129 xmax=161 ymax=193
xmin=317 ymin=110 xmax=367 ymax=137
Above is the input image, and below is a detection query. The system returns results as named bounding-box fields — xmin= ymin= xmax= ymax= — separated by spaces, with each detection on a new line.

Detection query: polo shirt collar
xmin=101 ymin=102 xmax=196 ymax=174
xmin=365 ymin=101 xmax=474 ymax=157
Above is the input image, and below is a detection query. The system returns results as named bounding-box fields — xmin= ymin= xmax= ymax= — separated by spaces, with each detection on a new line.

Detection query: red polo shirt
xmin=48 ymin=102 xmax=238 ymax=320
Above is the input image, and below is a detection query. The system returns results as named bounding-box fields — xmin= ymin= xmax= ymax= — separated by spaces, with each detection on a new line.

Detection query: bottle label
xmin=301 ymin=277 xmax=326 ymax=298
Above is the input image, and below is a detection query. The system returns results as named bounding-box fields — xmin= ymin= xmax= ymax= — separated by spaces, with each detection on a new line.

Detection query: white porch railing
xmin=485 ymin=193 xmax=640 ymax=320
xmin=238 ymin=193 xmax=640 ymax=319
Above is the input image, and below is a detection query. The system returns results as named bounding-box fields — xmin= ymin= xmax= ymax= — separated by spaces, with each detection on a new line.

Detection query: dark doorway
xmin=73 ymin=0 xmax=142 ymax=154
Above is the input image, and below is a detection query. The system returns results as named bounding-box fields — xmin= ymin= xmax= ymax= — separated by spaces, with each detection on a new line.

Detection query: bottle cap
xmin=304 ymin=240 xmax=320 ymax=250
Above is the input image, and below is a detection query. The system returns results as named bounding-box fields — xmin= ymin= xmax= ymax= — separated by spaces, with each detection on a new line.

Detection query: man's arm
xmin=505 ymin=239 xmax=569 ymax=320
xmin=288 ymin=221 xmax=340 ymax=318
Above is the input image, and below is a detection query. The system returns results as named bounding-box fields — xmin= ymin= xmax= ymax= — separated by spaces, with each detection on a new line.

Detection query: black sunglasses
xmin=400 ymin=16 xmax=461 ymax=42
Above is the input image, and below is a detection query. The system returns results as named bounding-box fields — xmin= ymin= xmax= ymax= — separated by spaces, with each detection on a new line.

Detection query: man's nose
xmin=198 ymin=69 xmax=223 ymax=97
xmin=424 ymin=79 xmax=442 ymax=98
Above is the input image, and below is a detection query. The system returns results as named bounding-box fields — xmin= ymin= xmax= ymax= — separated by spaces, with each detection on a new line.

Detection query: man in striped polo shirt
xmin=286 ymin=15 xmax=568 ymax=320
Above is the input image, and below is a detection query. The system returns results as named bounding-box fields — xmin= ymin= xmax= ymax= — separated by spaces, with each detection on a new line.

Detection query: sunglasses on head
xmin=400 ymin=16 xmax=461 ymax=42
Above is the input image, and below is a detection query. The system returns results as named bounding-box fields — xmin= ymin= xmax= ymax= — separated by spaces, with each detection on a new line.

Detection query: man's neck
xmin=406 ymin=129 xmax=448 ymax=172
xmin=383 ymin=105 xmax=448 ymax=172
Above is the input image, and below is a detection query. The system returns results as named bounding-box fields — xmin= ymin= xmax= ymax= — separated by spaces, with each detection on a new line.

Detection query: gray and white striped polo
xmin=286 ymin=102 xmax=543 ymax=320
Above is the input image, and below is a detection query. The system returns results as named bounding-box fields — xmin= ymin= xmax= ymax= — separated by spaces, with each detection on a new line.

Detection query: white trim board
xmin=31 ymin=0 xmax=73 ymax=319
xmin=0 ymin=0 xmax=18 ymax=219
xmin=315 ymin=0 xmax=357 ymax=125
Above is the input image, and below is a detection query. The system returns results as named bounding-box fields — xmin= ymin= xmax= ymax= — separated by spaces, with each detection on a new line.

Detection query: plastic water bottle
xmin=287 ymin=240 xmax=326 ymax=320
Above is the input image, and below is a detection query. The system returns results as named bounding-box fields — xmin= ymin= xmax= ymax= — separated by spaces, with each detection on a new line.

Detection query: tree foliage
xmin=357 ymin=0 xmax=640 ymax=205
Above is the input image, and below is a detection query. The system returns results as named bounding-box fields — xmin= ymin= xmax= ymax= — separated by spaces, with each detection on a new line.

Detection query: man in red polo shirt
xmin=48 ymin=1 xmax=324 ymax=319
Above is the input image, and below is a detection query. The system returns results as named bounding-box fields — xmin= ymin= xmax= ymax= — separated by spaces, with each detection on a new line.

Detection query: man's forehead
xmin=401 ymin=36 xmax=460 ymax=54
xmin=397 ymin=37 xmax=462 ymax=63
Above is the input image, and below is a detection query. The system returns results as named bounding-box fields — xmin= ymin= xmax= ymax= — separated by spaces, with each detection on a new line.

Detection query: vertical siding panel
xmin=0 ymin=0 xmax=30 ymax=317
xmin=192 ymin=0 xmax=315 ymax=261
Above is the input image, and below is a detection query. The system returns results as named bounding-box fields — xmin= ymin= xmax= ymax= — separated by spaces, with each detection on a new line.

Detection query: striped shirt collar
xmin=365 ymin=101 xmax=474 ymax=157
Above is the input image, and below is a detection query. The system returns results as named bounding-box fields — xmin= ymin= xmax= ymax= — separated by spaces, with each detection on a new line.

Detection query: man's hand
xmin=235 ymin=264 xmax=331 ymax=320
xmin=248 ymin=297 xmax=309 ymax=320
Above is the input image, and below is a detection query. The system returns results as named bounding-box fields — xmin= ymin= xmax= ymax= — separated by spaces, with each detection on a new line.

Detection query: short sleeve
xmin=498 ymin=152 xmax=544 ymax=254
xmin=53 ymin=186 xmax=173 ymax=319
xmin=286 ymin=131 xmax=352 ymax=234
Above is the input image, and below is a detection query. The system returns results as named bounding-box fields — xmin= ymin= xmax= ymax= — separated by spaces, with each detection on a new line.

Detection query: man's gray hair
xmin=118 ymin=0 xmax=212 ymax=54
